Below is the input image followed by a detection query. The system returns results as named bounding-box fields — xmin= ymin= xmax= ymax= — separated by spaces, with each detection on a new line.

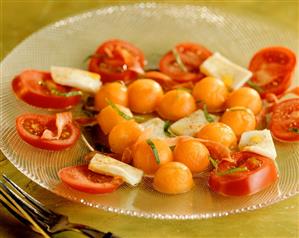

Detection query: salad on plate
xmin=12 ymin=39 xmax=298 ymax=197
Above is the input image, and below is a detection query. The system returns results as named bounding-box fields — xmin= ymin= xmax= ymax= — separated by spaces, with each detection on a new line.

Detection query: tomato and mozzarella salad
xmin=11 ymin=39 xmax=298 ymax=197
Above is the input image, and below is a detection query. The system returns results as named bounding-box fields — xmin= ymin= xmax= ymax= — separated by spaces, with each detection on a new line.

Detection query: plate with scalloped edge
xmin=0 ymin=3 xmax=298 ymax=219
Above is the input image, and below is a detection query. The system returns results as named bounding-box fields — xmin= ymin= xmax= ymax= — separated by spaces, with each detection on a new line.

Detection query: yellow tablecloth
xmin=1 ymin=1 xmax=298 ymax=238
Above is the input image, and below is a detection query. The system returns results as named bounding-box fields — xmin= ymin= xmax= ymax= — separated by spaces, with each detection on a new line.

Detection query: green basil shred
xmin=172 ymin=48 xmax=188 ymax=72
xmin=288 ymin=127 xmax=299 ymax=134
xmin=203 ymin=104 xmax=214 ymax=123
xmin=247 ymin=80 xmax=264 ymax=93
xmin=217 ymin=167 xmax=248 ymax=176
xmin=146 ymin=139 xmax=160 ymax=164
xmin=39 ymin=80 xmax=82 ymax=97
xmin=106 ymin=98 xmax=133 ymax=120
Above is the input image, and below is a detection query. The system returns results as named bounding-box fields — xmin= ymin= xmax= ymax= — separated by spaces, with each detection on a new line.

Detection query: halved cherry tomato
xmin=58 ymin=165 xmax=123 ymax=194
xmin=12 ymin=70 xmax=81 ymax=109
xmin=269 ymin=98 xmax=299 ymax=142
xmin=159 ymin=42 xmax=212 ymax=82
xmin=248 ymin=47 xmax=296 ymax=98
xmin=88 ymin=39 xmax=145 ymax=83
xmin=16 ymin=113 xmax=80 ymax=150
xmin=208 ymin=152 xmax=278 ymax=196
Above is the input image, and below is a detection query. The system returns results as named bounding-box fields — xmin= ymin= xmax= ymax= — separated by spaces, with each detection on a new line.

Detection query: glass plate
xmin=0 ymin=3 xmax=298 ymax=220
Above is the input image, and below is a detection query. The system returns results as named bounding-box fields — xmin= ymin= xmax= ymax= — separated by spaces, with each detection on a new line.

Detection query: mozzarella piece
xmin=141 ymin=117 xmax=169 ymax=139
xmin=200 ymin=52 xmax=252 ymax=90
xmin=88 ymin=153 xmax=143 ymax=186
xmin=51 ymin=66 xmax=101 ymax=94
xmin=239 ymin=129 xmax=277 ymax=160
xmin=169 ymin=109 xmax=219 ymax=136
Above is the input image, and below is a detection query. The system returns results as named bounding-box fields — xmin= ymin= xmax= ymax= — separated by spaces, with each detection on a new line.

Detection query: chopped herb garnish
xmin=83 ymin=53 xmax=101 ymax=63
xmin=203 ymin=104 xmax=214 ymax=123
xmin=146 ymin=139 xmax=160 ymax=164
xmin=217 ymin=167 xmax=248 ymax=176
xmin=247 ymin=80 xmax=264 ymax=93
xmin=163 ymin=120 xmax=175 ymax=137
xmin=288 ymin=127 xmax=299 ymax=134
xmin=172 ymin=48 xmax=187 ymax=72
xmin=106 ymin=98 xmax=133 ymax=120
xmin=39 ymin=80 xmax=82 ymax=97
xmin=208 ymin=156 xmax=218 ymax=169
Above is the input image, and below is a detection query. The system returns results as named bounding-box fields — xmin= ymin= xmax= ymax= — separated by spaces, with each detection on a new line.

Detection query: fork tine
xmin=0 ymin=191 xmax=30 ymax=226
xmin=0 ymin=180 xmax=49 ymax=222
xmin=2 ymin=174 xmax=54 ymax=217
xmin=0 ymin=181 xmax=51 ymax=238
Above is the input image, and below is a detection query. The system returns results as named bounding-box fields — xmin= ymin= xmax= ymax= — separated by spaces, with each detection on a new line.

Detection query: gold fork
xmin=0 ymin=175 xmax=117 ymax=238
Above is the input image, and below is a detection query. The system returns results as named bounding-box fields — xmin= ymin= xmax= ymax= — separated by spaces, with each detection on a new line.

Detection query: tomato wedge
xmin=12 ymin=70 xmax=81 ymax=109
xmin=58 ymin=165 xmax=123 ymax=194
xmin=16 ymin=113 xmax=80 ymax=150
xmin=248 ymin=47 xmax=296 ymax=98
xmin=208 ymin=152 xmax=278 ymax=196
xmin=159 ymin=42 xmax=212 ymax=82
xmin=269 ymin=98 xmax=299 ymax=142
xmin=88 ymin=39 xmax=145 ymax=83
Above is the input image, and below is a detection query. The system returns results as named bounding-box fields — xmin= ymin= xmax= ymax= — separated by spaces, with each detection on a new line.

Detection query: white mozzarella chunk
xmin=88 ymin=153 xmax=143 ymax=186
xmin=239 ymin=129 xmax=277 ymax=160
xmin=51 ymin=66 xmax=101 ymax=94
xmin=200 ymin=52 xmax=252 ymax=90
xmin=169 ymin=109 xmax=219 ymax=136
xmin=140 ymin=117 xmax=169 ymax=139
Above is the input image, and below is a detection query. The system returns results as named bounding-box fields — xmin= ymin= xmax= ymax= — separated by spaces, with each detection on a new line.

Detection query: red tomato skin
xmin=269 ymin=98 xmax=299 ymax=142
xmin=208 ymin=152 xmax=278 ymax=196
xmin=159 ymin=42 xmax=212 ymax=82
xmin=58 ymin=165 xmax=123 ymax=194
xmin=88 ymin=39 xmax=145 ymax=83
xmin=12 ymin=70 xmax=81 ymax=109
xmin=16 ymin=114 xmax=80 ymax=151
xmin=249 ymin=46 xmax=296 ymax=98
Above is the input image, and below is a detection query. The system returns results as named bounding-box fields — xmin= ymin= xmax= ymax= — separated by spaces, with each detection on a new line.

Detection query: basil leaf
xmin=172 ymin=48 xmax=188 ymax=72
xmin=146 ymin=139 xmax=160 ymax=164
xmin=288 ymin=127 xmax=299 ymax=134
xmin=106 ymin=99 xmax=133 ymax=120
xmin=203 ymin=104 xmax=214 ymax=123
xmin=83 ymin=53 xmax=101 ymax=63
xmin=39 ymin=80 xmax=82 ymax=97
xmin=208 ymin=156 xmax=218 ymax=169
xmin=163 ymin=121 xmax=175 ymax=137
xmin=217 ymin=167 xmax=248 ymax=176
xmin=247 ymin=80 xmax=264 ymax=93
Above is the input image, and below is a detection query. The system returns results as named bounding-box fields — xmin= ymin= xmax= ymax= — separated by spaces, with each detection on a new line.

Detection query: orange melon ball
xmin=220 ymin=107 xmax=256 ymax=138
xmin=195 ymin=122 xmax=237 ymax=149
xmin=132 ymin=139 xmax=173 ymax=175
xmin=128 ymin=79 xmax=163 ymax=114
xmin=192 ymin=77 xmax=229 ymax=112
xmin=153 ymin=162 xmax=194 ymax=195
xmin=173 ymin=139 xmax=210 ymax=173
xmin=97 ymin=104 xmax=133 ymax=135
xmin=95 ymin=82 xmax=128 ymax=110
xmin=156 ymin=89 xmax=196 ymax=121
xmin=108 ymin=121 xmax=143 ymax=154
xmin=225 ymin=87 xmax=262 ymax=115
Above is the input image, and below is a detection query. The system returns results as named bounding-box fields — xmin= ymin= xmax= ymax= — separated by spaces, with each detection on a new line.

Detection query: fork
xmin=0 ymin=175 xmax=116 ymax=238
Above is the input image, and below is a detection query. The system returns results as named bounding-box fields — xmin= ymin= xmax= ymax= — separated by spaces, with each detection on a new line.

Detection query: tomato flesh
xmin=88 ymin=39 xmax=145 ymax=83
xmin=16 ymin=113 xmax=80 ymax=151
xmin=269 ymin=98 xmax=299 ymax=142
xmin=58 ymin=165 xmax=123 ymax=194
xmin=208 ymin=152 xmax=278 ymax=196
xmin=159 ymin=42 xmax=212 ymax=82
xmin=249 ymin=47 xmax=296 ymax=98
xmin=12 ymin=70 xmax=81 ymax=109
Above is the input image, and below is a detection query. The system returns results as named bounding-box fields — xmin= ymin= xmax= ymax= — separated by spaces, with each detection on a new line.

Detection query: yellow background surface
xmin=1 ymin=1 xmax=299 ymax=238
